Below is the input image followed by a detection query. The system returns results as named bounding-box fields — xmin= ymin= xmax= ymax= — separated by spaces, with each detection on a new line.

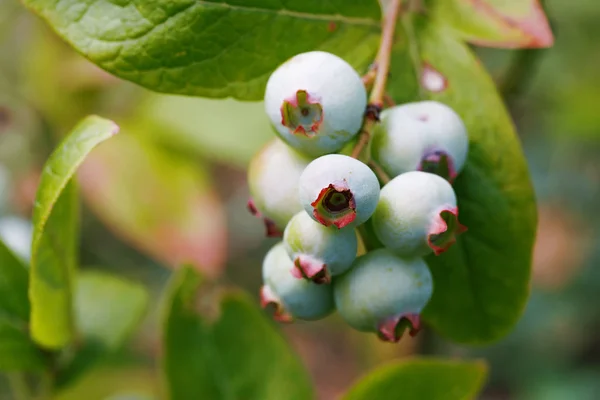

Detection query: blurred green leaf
xmin=75 ymin=270 xmax=148 ymax=349
xmin=56 ymin=366 xmax=158 ymax=400
xmin=0 ymin=319 xmax=46 ymax=371
xmin=23 ymin=0 xmax=381 ymax=100
xmin=30 ymin=115 xmax=119 ymax=349
xmin=431 ymin=0 xmax=553 ymax=48
xmin=0 ymin=239 xmax=29 ymax=321
xmin=343 ymin=358 xmax=487 ymax=400
xmin=78 ymin=128 xmax=227 ymax=277
xmin=56 ymin=270 xmax=149 ymax=388
xmin=162 ymin=267 xmax=313 ymax=400
xmin=385 ymin=15 xmax=537 ymax=343
xmin=139 ymin=96 xmax=272 ymax=167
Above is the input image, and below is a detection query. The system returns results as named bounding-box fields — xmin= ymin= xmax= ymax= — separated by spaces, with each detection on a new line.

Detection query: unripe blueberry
xmin=264 ymin=51 xmax=367 ymax=157
xmin=372 ymin=101 xmax=468 ymax=182
xmin=283 ymin=211 xmax=357 ymax=284
xmin=334 ymin=249 xmax=432 ymax=342
xmin=261 ymin=242 xmax=334 ymax=321
xmin=372 ymin=171 xmax=467 ymax=257
xmin=247 ymin=138 xmax=311 ymax=236
xmin=299 ymin=154 xmax=380 ymax=229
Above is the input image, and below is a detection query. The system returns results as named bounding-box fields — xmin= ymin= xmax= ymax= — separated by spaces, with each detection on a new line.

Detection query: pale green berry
xmin=298 ymin=154 xmax=380 ymax=229
xmin=372 ymin=171 xmax=467 ymax=257
xmin=261 ymin=242 xmax=334 ymax=321
xmin=247 ymin=138 xmax=311 ymax=235
xmin=372 ymin=101 xmax=468 ymax=182
xmin=264 ymin=51 xmax=367 ymax=157
xmin=334 ymin=249 xmax=433 ymax=342
xmin=283 ymin=211 xmax=357 ymax=284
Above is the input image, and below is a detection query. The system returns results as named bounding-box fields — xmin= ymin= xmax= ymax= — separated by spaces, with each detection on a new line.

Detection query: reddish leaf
xmin=78 ymin=129 xmax=227 ymax=277
xmin=432 ymin=0 xmax=554 ymax=49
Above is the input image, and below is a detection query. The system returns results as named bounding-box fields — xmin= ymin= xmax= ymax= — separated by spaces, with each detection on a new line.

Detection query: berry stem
xmin=368 ymin=160 xmax=391 ymax=184
xmin=351 ymin=0 xmax=402 ymax=159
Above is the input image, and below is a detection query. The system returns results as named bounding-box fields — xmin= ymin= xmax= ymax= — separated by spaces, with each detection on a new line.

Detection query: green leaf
xmin=56 ymin=270 xmax=149 ymax=388
xmin=30 ymin=115 xmax=119 ymax=349
xmin=386 ymin=16 xmax=537 ymax=343
xmin=78 ymin=128 xmax=227 ymax=277
xmin=75 ymin=270 xmax=148 ymax=349
xmin=23 ymin=0 xmax=381 ymax=100
xmin=161 ymin=267 xmax=313 ymax=400
xmin=0 ymin=239 xmax=30 ymax=321
xmin=139 ymin=95 xmax=272 ymax=167
xmin=0 ymin=319 xmax=46 ymax=371
xmin=431 ymin=0 xmax=554 ymax=49
xmin=343 ymin=358 xmax=488 ymax=400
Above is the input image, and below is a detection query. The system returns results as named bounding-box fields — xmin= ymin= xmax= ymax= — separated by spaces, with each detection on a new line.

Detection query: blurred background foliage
xmin=0 ymin=0 xmax=599 ymax=398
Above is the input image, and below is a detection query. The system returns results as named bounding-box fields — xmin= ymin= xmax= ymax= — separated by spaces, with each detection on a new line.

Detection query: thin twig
xmin=351 ymin=0 xmax=402 ymax=159
xmin=369 ymin=160 xmax=391 ymax=184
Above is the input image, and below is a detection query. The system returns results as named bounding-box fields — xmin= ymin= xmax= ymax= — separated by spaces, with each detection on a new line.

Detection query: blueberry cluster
xmin=248 ymin=51 xmax=469 ymax=342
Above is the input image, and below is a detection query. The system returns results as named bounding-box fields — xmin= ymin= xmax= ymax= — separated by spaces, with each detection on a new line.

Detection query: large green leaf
xmin=161 ymin=267 xmax=313 ymax=400
xmin=30 ymin=115 xmax=119 ymax=349
xmin=23 ymin=0 xmax=381 ymax=100
xmin=57 ymin=270 xmax=149 ymax=388
xmin=343 ymin=358 xmax=487 ymax=400
xmin=78 ymin=128 xmax=227 ymax=277
xmin=0 ymin=239 xmax=30 ymax=321
xmin=0 ymin=319 xmax=46 ymax=371
xmin=431 ymin=0 xmax=553 ymax=49
xmin=386 ymin=15 xmax=537 ymax=343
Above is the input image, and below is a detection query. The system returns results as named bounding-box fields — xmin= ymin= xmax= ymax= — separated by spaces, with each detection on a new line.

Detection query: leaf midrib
xmin=196 ymin=0 xmax=380 ymax=25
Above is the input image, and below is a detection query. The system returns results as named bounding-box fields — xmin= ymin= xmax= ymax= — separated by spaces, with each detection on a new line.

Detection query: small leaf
xmin=431 ymin=0 xmax=554 ymax=49
xmin=161 ymin=267 xmax=313 ymax=400
xmin=343 ymin=358 xmax=488 ymax=400
xmin=56 ymin=270 xmax=149 ymax=388
xmin=387 ymin=16 xmax=537 ymax=343
xmin=0 ymin=239 xmax=30 ymax=321
xmin=0 ymin=319 xmax=46 ymax=371
xmin=30 ymin=115 xmax=119 ymax=349
xmin=23 ymin=0 xmax=381 ymax=99
xmin=78 ymin=129 xmax=227 ymax=277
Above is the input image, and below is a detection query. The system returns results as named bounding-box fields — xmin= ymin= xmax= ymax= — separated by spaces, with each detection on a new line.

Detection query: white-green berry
xmin=334 ymin=249 xmax=433 ymax=342
xmin=371 ymin=171 xmax=467 ymax=257
xmin=261 ymin=242 xmax=334 ymax=321
xmin=283 ymin=211 xmax=357 ymax=284
xmin=372 ymin=101 xmax=468 ymax=182
xmin=298 ymin=154 xmax=380 ymax=229
xmin=264 ymin=51 xmax=367 ymax=157
xmin=247 ymin=138 xmax=311 ymax=236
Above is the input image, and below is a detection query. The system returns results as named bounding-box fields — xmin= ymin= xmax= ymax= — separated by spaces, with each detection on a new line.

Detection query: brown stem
xmin=369 ymin=160 xmax=391 ymax=184
xmin=351 ymin=0 xmax=402 ymax=159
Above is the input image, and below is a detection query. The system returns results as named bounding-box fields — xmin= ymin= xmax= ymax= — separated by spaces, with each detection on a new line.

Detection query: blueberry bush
xmin=0 ymin=0 xmax=556 ymax=398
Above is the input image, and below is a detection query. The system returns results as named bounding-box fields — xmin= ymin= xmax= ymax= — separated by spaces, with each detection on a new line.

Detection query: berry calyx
xmin=428 ymin=207 xmax=467 ymax=255
xmin=299 ymin=154 xmax=380 ymax=229
xmin=311 ymin=183 xmax=356 ymax=229
xmin=281 ymin=90 xmax=323 ymax=137
xmin=377 ymin=313 xmax=421 ymax=342
xmin=419 ymin=150 xmax=456 ymax=182
xmin=247 ymin=198 xmax=283 ymax=237
xmin=260 ymin=285 xmax=293 ymax=322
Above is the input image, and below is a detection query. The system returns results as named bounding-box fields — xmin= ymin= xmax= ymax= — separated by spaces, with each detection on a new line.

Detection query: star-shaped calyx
xmin=427 ymin=207 xmax=467 ymax=255
xmin=280 ymin=90 xmax=323 ymax=137
xmin=311 ymin=183 xmax=356 ymax=229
